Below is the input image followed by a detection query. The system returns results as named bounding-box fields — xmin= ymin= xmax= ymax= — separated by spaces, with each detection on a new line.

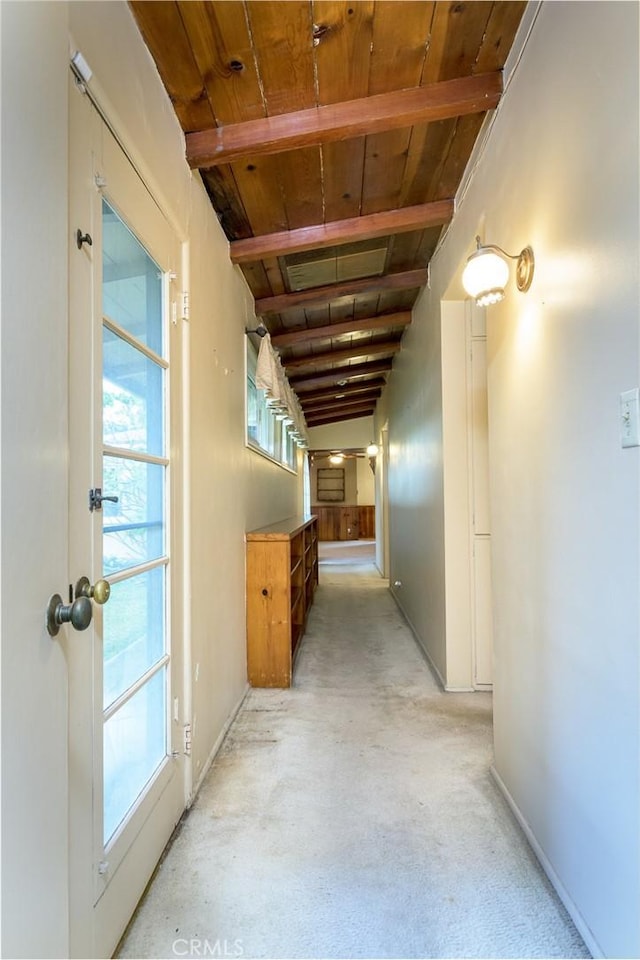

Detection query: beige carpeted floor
xmin=118 ymin=559 xmax=589 ymax=960
xmin=318 ymin=539 xmax=376 ymax=565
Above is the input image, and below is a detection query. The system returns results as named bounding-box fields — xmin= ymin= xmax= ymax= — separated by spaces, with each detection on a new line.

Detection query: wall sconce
xmin=462 ymin=235 xmax=535 ymax=306
xmin=366 ymin=442 xmax=379 ymax=457
xmin=329 ymin=453 xmax=344 ymax=465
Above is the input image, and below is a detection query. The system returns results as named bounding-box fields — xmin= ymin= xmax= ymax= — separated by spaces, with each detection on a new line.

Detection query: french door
xmin=67 ymin=78 xmax=186 ymax=957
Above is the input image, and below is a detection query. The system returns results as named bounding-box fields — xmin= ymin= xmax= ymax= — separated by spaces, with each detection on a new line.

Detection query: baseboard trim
xmin=189 ymin=683 xmax=250 ymax=803
xmin=389 ymin=588 xmax=476 ymax=692
xmin=490 ymin=765 xmax=602 ymax=959
xmin=389 ymin=588 xmax=448 ymax=690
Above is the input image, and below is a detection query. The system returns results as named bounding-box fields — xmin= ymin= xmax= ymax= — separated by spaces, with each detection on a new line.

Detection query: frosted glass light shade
xmin=462 ymin=249 xmax=509 ymax=306
xmin=366 ymin=442 xmax=379 ymax=457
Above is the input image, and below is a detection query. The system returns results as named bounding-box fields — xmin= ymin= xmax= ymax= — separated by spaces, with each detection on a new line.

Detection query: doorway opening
xmin=309 ymin=446 xmax=378 ymax=570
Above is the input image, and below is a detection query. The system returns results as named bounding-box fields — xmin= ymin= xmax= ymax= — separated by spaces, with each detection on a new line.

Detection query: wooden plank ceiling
xmin=130 ymin=0 xmax=526 ymax=427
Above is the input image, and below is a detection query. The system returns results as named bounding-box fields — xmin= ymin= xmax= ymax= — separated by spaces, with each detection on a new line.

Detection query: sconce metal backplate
xmin=516 ymin=246 xmax=535 ymax=292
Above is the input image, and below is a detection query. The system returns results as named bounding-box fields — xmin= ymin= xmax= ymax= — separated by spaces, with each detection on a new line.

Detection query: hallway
xmin=119 ymin=554 xmax=587 ymax=960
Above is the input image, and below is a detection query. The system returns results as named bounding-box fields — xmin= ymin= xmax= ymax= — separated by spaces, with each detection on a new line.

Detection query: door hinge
xmin=182 ymin=291 xmax=190 ymax=322
xmin=183 ymin=722 xmax=192 ymax=757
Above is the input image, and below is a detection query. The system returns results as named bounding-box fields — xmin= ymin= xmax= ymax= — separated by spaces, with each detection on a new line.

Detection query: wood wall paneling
xmin=313 ymin=505 xmax=375 ymax=540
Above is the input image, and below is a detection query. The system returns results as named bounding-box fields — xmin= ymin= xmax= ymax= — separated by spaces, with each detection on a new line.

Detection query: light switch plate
xmin=620 ymin=388 xmax=640 ymax=447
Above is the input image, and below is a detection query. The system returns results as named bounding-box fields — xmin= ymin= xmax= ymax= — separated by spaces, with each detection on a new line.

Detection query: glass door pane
xmin=101 ymin=200 xmax=169 ymax=846
xmin=103 ymin=668 xmax=167 ymax=844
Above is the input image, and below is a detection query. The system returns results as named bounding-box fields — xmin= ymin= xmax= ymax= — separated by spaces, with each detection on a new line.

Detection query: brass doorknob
xmin=75 ymin=576 xmax=111 ymax=605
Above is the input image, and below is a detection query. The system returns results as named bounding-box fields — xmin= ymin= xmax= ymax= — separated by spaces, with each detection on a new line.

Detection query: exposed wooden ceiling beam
xmin=307 ymin=409 xmax=374 ymax=427
xmin=304 ymin=403 xmax=378 ymax=421
xmin=256 ymin=269 xmax=427 ymax=316
xmin=298 ymin=379 xmax=387 ymax=404
xmin=301 ymin=389 xmax=382 ymax=411
xmin=230 ymin=200 xmax=452 ymax=264
xmin=307 ymin=404 xmax=375 ymax=423
xmin=285 ymin=341 xmax=400 ymax=372
xmin=186 ymin=72 xmax=502 ymax=169
xmin=310 ymin=447 xmax=371 ymax=456
xmin=271 ymin=311 xmax=411 ymax=349
xmin=304 ymin=399 xmax=376 ymax=423
xmin=291 ymin=359 xmax=393 ymax=391
xmin=302 ymin=389 xmax=381 ymax=412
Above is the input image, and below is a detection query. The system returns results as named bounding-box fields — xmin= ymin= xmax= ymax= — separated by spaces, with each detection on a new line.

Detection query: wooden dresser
xmin=246 ymin=515 xmax=318 ymax=687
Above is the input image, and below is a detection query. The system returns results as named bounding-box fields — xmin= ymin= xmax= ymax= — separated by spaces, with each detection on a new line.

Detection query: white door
xmin=66 ymin=78 xmax=186 ymax=958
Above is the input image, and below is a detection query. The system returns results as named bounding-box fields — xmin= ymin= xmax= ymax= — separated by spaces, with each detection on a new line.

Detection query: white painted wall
xmin=356 ymin=456 xmax=375 ymax=506
xmin=1 ymin=2 xmax=303 ymax=954
xmin=385 ymin=2 xmax=640 ymax=956
xmin=441 ymin=300 xmax=473 ymax=690
xmin=187 ymin=186 xmax=301 ymax=784
xmin=308 ymin=415 xmax=374 ymax=452
xmin=386 ymin=289 xmax=447 ymax=680
xmin=1 ymin=4 xmax=70 ymax=956
xmin=373 ymin=402 xmax=390 ymax=574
